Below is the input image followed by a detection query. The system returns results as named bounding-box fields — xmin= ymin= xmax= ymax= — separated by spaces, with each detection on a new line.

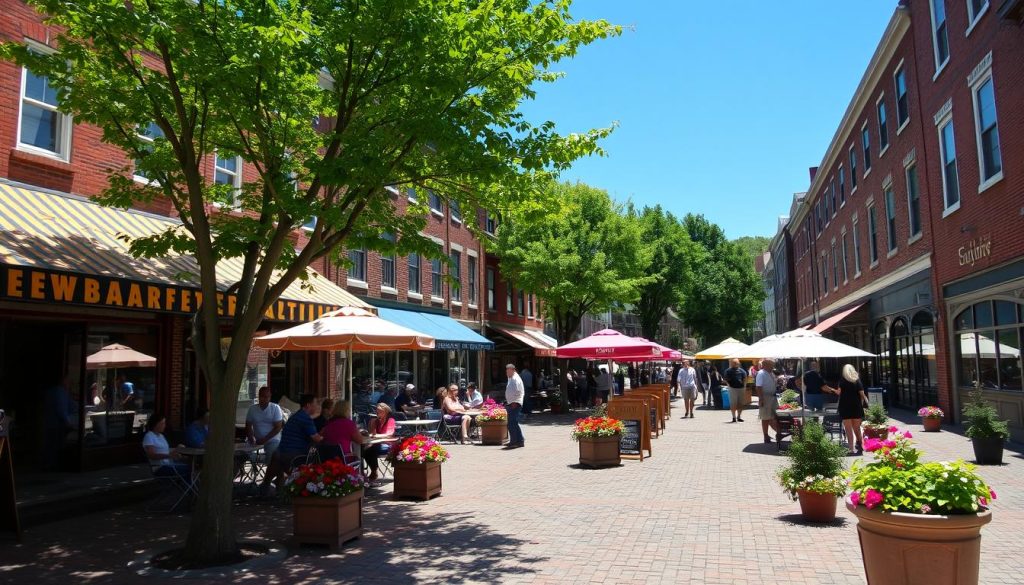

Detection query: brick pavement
xmin=1 ymin=401 xmax=1022 ymax=584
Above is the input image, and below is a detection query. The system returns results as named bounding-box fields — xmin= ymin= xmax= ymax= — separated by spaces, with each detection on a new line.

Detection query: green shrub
xmin=962 ymin=387 xmax=1009 ymax=440
xmin=777 ymin=421 xmax=848 ymax=499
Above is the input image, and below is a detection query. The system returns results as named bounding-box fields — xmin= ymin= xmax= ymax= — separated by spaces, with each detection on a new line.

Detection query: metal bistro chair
xmin=148 ymin=465 xmax=196 ymax=513
xmin=422 ymin=409 xmax=445 ymax=441
xmin=822 ymin=405 xmax=843 ymax=442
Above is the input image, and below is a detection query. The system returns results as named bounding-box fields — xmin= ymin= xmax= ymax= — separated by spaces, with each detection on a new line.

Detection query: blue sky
xmin=518 ymin=1 xmax=897 ymax=240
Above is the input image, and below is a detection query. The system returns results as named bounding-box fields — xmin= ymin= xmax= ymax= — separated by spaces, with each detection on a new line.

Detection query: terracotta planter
xmin=578 ymin=435 xmax=621 ymax=468
xmin=971 ymin=436 xmax=1005 ymax=465
xmin=292 ymin=490 xmax=363 ymax=549
xmin=393 ymin=460 xmax=443 ymax=500
xmin=549 ymin=402 xmax=563 ymax=414
xmin=922 ymin=417 xmax=942 ymax=432
xmin=862 ymin=425 xmax=889 ymax=440
xmin=797 ymin=489 xmax=838 ymax=523
xmin=846 ymin=498 xmax=992 ymax=585
xmin=478 ymin=419 xmax=508 ymax=445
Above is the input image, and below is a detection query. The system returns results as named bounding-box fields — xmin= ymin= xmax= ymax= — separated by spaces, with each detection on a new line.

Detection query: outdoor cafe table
xmin=394 ymin=418 xmax=441 ymax=436
xmin=178 ymin=443 xmax=264 ymax=494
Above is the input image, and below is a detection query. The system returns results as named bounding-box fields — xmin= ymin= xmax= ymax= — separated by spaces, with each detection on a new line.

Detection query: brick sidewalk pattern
xmin=2 ymin=402 xmax=1022 ymax=584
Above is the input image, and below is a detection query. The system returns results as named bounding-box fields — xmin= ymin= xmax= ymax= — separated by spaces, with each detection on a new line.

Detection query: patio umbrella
xmin=556 ymin=329 xmax=661 ymax=401
xmin=727 ymin=328 xmax=875 ymax=423
xmin=254 ymin=306 xmax=434 ymax=414
xmin=86 ymin=343 xmax=157 ymax=369
xmin=891 ymin=334 xmax=1020 ymax=360
xmin=695 ymin=338 xmax=750 ymax=360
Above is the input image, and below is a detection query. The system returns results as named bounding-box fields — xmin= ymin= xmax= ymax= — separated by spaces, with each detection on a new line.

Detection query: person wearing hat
xmin=395 ymin=383 xmax=426 ymax=417
xmin=505 ymin=363 xmax=525 ymax=449
xmin=755 ymin=358 xmax=780 ymax=444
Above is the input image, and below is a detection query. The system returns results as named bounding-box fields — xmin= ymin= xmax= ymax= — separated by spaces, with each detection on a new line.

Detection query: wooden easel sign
xmin=0 ymin=410 xmax=21 ymax=542
xmin=607 ymin=401 xmax=651 ymax=460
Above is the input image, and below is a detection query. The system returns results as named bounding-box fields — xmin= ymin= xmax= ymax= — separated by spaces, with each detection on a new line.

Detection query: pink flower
xmin=863 ymin=438 xmax=883 ymax=452
xmin=903 ymin=431 xmax=913 ymax=439
xmin=882 ymin=440 xmax=896 ymax=449
xmin=979 ymin=497 xmax=988 ymax=506
xmin=920 ymin=504 xmax=932 ymax=514
xmin=850 ymin=491 xmax=861 ymax=506
xmin=864 ymin=489 xmax=884 ymax=509
xmin=989 ymin=488 xmax=997 ymax=500
xmin=888 ymin=425 xmax=899 ymax=433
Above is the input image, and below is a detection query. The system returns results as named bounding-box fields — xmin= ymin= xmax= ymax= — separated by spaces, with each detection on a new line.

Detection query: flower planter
xmin=922 ymin=417 xmax=941 ymax=432
xmin=549 ymin=403 xmax=563 ymax=414
xmin=393 ymin=460 xmax=443 ymax=500
xmin=797 ymin=489 xmax=838 ymax=523
xmin=862 ymin=425 xmax=889 ymax=440
xmin=846 ymin=498 xmax=991 ymax=585
xmin=478 ymin=419 xmax=508 ymax=445
xmin=292 ymin=490 xmax=363 ymax=549
xmin=971 ymin=436 xmax=1004 ymax=465
xmin=578 ymin=435 xmax=621 ymax=468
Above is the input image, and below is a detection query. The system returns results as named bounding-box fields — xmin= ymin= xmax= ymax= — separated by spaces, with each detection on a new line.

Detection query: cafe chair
xmin=148 ymin=466 xmax=195 ymax=513
xmin=421 ymin=410 xmax=443 ymax=440
xmin=435 ymin=415 xmax=462 ymax=444
xmin=822 ymin=405 xmax=843 ymax=441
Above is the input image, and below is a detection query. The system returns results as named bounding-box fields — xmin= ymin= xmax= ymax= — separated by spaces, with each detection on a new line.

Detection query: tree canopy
xmin=632 ymin=205 xmax=700 ymax=343
xmin=1 ymin=0 xmax=619 ymax=562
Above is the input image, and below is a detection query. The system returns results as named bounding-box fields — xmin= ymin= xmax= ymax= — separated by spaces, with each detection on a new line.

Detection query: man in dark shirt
xmin=265 ymin=394 xmax=322 ymax=494
xmin=803 ymin=360 xmax=833 ymax=411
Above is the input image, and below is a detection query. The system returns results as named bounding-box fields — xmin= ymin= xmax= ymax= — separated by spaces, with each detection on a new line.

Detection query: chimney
xmin=809 ymin=166 xmax=819 ymax=183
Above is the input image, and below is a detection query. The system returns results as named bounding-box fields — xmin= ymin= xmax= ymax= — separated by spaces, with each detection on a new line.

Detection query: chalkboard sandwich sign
xmin=607 ymin=401 xmax=651 ymax=460
xmin=571 ymin=416 xmax=625 ymax=468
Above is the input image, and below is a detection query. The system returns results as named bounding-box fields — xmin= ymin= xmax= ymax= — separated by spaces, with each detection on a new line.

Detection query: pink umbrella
xmin=556 ymin=329 xmax=662 ymax=360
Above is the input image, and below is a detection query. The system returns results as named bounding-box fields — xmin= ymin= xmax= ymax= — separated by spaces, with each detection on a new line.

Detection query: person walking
xmin=724 ymin=358 xmax=747 ymax=422
xmin=704 ymin=362 xmax=725 ymax=409
xmin=802 ymin=360 xmax=832 ymax=411
xmin=669 ymin=362 xmax=681 ymax=398
xmin=830 ymin=364 xmax=869 ymax=455
xmin=676 ymin=359 xmax=698 ymax=418
xmin=756 ymin=359 xmax=780 ymax=444
xmin=504 ymin=364 xmax=525 ymax=449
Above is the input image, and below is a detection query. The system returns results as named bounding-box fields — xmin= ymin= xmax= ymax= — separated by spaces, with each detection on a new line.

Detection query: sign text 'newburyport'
xmin=1 ymin=266 xmax=337 ymax=322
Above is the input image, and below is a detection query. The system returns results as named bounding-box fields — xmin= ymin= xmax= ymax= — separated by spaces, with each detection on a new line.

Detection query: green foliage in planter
xmin=780 ymin=388 xmax=799 ymax=405
xmin=962 ymin=388 xmax=1009 ymax=440
xmin=777 ymin=421 xmax=848 ymax=498
xmin=863 ymin=402 xmax=888 ymax=428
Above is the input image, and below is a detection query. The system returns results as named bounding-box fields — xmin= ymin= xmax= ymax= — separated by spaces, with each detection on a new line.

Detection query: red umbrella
xmin=556 ymin=329 xmax=662 ymax=360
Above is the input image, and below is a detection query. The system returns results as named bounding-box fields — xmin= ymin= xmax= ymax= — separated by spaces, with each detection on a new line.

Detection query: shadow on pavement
xmin=775 ymin=513 xmax=849 ymax=528
xmin=741 ymin=443 xmax=784 ymax=456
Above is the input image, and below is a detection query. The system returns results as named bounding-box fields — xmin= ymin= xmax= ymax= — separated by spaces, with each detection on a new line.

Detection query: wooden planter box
xmin=292 ymin=490 xmax=363 ymax=549
xmin=578 ymin=435 xmax=621 ymax=468
xmin=478 ymin=419 xmax=508 ymax=445
xmin=393 ymin=460 xmax=443 ymax=500
xmin=847 ymin=498 xmax=991 ymax=585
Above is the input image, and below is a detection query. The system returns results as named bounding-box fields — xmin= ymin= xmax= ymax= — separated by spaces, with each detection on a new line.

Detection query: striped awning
xmin=0 ymin=181 xmax=367 ymax=321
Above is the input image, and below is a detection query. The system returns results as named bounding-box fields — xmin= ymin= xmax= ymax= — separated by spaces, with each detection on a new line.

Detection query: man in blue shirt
xmin=117 ymin=375 xmax=136 ymax=409
xmin=184 ymin=408 xmax=210 ymax=448
xmin=803 ymin=360 xmax=832 ymax=411
xmin=266 ymin=394 xmax=322 ymax=494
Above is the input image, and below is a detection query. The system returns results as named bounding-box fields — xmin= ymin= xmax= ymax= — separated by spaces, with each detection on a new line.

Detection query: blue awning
xmin=376 ymin=307 xmax=494 ymax=351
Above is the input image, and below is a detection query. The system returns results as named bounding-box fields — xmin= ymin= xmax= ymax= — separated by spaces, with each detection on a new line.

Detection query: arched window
xmin=954 ymin=300 xmax=1022 ymax=391
xmin=873 ymin=321 xmax=889 ymax=391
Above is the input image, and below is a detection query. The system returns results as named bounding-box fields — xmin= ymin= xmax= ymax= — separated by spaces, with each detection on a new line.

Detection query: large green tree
xmin=632 ymin=205 xmax=700 ymax=343
xmin=2 ymin=0 xmax=618 ymax=562
xmin=494 ymin=181 xmax=652 ymax=349
xmin=679 ymin=214 xmax=764 ymax=345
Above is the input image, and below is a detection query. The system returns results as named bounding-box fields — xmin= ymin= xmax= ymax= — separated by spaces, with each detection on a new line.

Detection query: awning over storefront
xmin=812 ymin=302 xmax=866 ymax=334
xmin=0 ymin=181 xmax=367 ymax=321
xmin=491 ymin=325 xmax=558 ymax=357
xmin=376 ymin=307 xmax=493 ymax=351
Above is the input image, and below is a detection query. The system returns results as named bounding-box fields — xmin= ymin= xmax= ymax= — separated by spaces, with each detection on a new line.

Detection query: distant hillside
xmin=732 ymin=235 xmax=771 ymax=260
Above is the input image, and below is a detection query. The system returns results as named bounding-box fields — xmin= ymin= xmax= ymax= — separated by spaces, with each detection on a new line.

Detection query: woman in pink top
xmin=321 ymin=401 xmax=364 ymax=460
xmin=363 ymin=403 xmax=396 ymax=482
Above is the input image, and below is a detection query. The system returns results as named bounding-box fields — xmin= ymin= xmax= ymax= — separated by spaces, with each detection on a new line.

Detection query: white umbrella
xmin=891 ymin=334 xmax=1019 ymax=360
xmin=727 ymin=328 xmax=875 ymax=423
xmin=695 ymin=337 xmax=750 ymax=360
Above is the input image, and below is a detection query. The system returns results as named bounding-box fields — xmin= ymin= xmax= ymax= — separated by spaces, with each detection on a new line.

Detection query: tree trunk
xmin=181 ymin=329 xmax=251 ymax=562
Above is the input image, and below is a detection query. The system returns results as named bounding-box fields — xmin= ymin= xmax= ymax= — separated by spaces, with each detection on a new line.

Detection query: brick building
xmin=784 ymin=0 xmax=1024 ymax=439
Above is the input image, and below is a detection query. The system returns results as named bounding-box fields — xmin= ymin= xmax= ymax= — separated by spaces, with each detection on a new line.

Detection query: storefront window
xmin=873 ymin=321 xmax=889 ymax=392
xmin=954 ymin=300 xmax=1023 ymax=392
xmin=351 ymin=352 xmax=373 ymax=415
xmin=84 ymin=325 xmax=159 ymax=449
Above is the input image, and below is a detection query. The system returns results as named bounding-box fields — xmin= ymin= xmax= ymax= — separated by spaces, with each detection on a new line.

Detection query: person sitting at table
xmin=442 ymin=384 xmax=472 ymax=444
xmin=362 ymin=403 xmax=396 ymax=482
xmin=143 ymin=413 xmax=189 ymax=479
xmin=376 ymin=386 xmax=399 ymax=412
xmin=262 ymin=393 xmax=323 ymax=495
xmin=314 ymin=398 xmax=334 ymax=432
xmin=184 ymin=408 xmax=210 ymax=448
xmin=433 ymin=386 xmax=447 ymax=410
xmin=320 ymin=400 xmax=364 ymax=463
xmin=395 ymin=383 xmax=424 ymax=416
xmin=465 ymin=382 xmax=484 ymax=408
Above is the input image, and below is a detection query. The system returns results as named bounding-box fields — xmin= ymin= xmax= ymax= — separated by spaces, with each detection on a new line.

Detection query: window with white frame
xmin=929 ymin=0 xmax=949 ymax=71
xmin=486 ymin=266 xmax=495 ymax=310
xmin=824 ymin=192 xmax=830 ymax=226
xmin=852 ymin=217 xmax=862 ymax=274
xmin=214 ymin=153 xmax=242 ymax=204
xmin=381 ymin=234 xmax=396 ymax=289
xmin=884 ymin=186 xmax=898 ymax=253
xmin=506 ymin=282 xmax=514 ymax=314
xmin=938 ymin=116 xmax=961 ymax=211
xmin=134 ymin=122 xmax=165 ymax=182
xmin=407 ymin=187 xmax=419 ymax=203
xmin=861 ymin=125 xmax=872 ymax=172
xmin=347 ymin=247 xmax=366 ymax=282
xmin=830 ymin=179 xmax=837 ymax=216
xmin=839 ymin=166 xmax=846 ymax=205
xmin=831 ymin=241 xmax=839 ymax=290
xmin=868 ymin=205 xmax=879 ymax=264
xmin=449 ymin=250 xmax=461 ymax=302
xmin=431 ymin=255 xmax=443 ymax=298
xmin=427 ymin=190 xmax=443 ymax=214
xmin=906 ymin=162 xmax=922 ymax=237
xmin=849 ymin=146 xmax=858 ymax=190
xmin=18 ymin=51 xmax=72 ymax=160
xmin=894 ymin=65 xmax=909 ymax=129
xmin=450 ymin=199 xmax=462 ymax=223
xmin=971 ymin=60 xmax=1002 ymax=185
xmin=528 ymin=293 xmax=534 ymax=317
xmin=485 ymin=213 xmax=498 ymax=234
xmin=822 ymin=255 xmax=829 ymax=293
xmin=968 ymin=0 xmax=989 ymax=27
xmin=841 ymin=232 xmax=849 ymax=283
xmin=468 ymin=255 xmax=477 ymax=305
xmin=408 ymin=254 xmax=421 ymax=294
xmin=518 ymin=289 xmax=525 ymax=315
xmin=877 ymin=97 xmax=889 ymax=152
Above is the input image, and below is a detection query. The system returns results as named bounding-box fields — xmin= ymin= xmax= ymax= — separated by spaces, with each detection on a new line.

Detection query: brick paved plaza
xmin=3 ymin=402 xmax=1023 ymax=584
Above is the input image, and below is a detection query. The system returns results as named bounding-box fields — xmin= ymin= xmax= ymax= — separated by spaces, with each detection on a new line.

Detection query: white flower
xmin=960 ymin=477 xmax=968 ymax=483
xmin=942 ymin=472 xmax=949 ymax=479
